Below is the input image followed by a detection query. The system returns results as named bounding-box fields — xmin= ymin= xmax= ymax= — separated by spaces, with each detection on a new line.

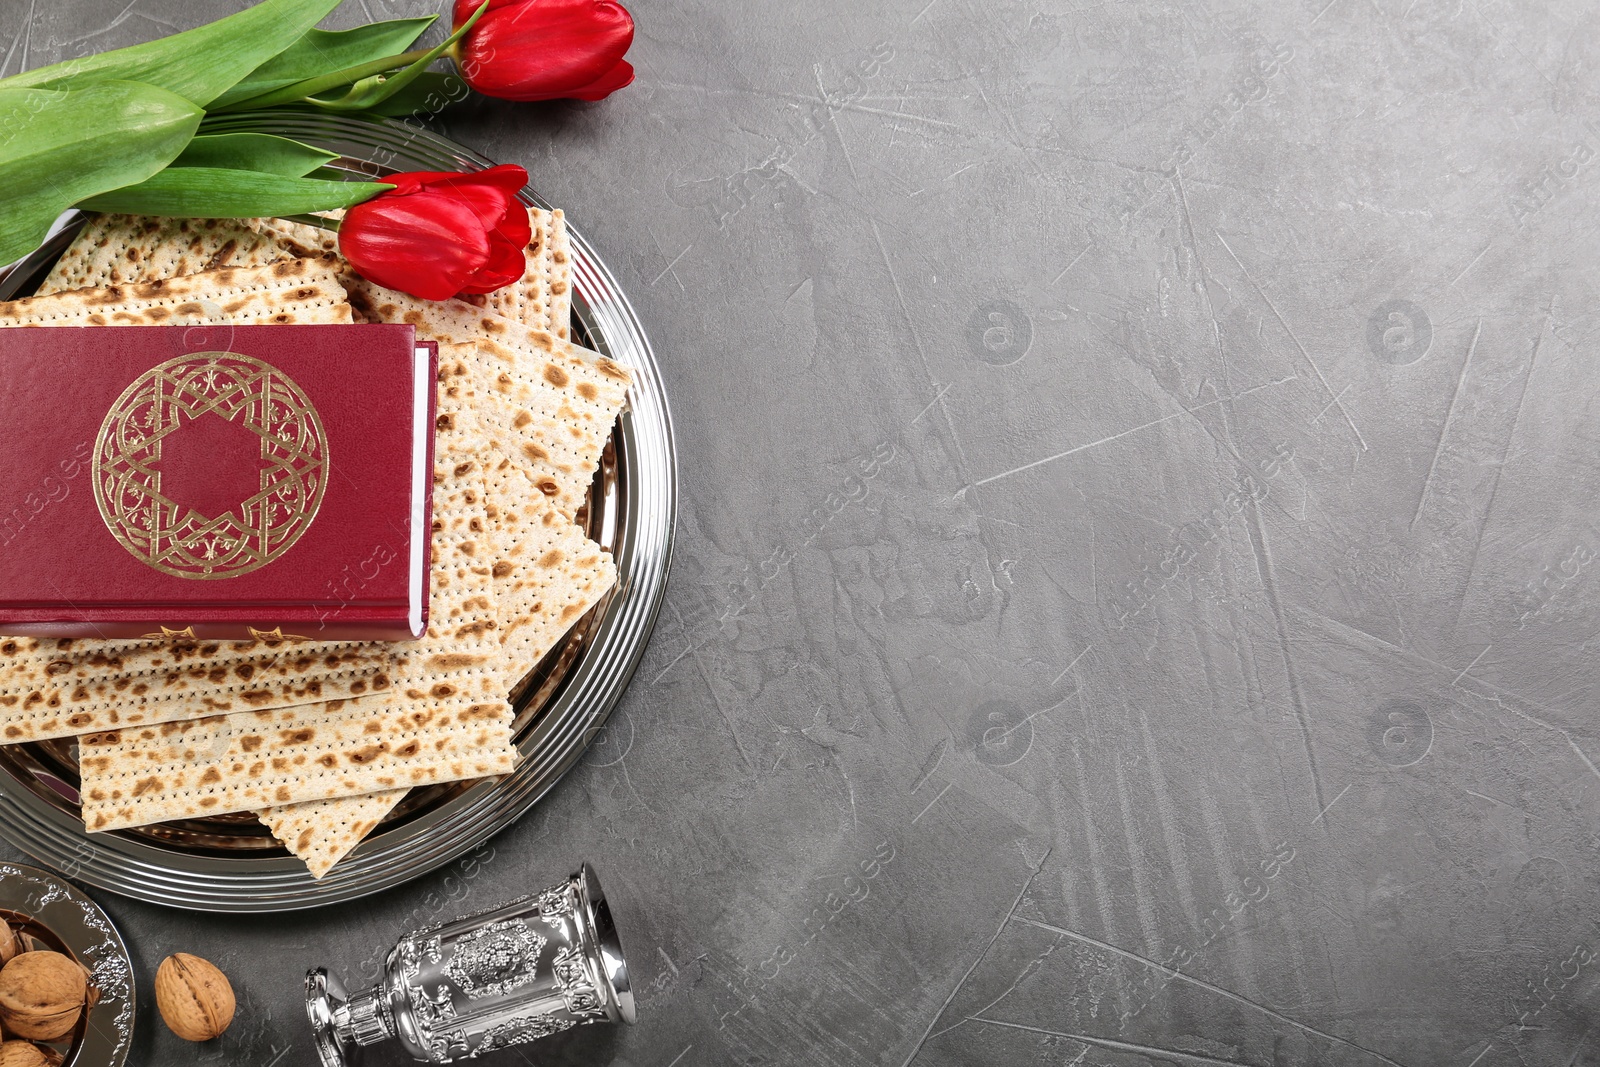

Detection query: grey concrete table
xmin=4 ymin=0 xmax=1597 ymax=1064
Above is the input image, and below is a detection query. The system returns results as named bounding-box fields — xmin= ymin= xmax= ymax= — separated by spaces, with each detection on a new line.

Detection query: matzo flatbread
xmin=36 ymin=216 xmax=290 ymax=295
xmin=251 ymin=207 xmax=565 ymax=340
xmin=0 ymin=258 xmax=352 ymax=328
xmin=460 ymin=207 xmax=570 ymax=339
xmin=462 ymin=207 xmax=545 ymax=327
xmin=338 ymin=274 xmax=621 ymax=388
xmin=340 ymin=283 xmax=630 ymax=519
xmin=258 ymin=460 xmax=615 ymax=878
xmin=484 ymin=459 xmax=616 ymax=683
xmin=78 ymin=693 xmax=516 ymax=830
xmin=81 ymin=458 xmax=509 ymax=829
xmin=257 ymin=348 xmax=502 ymax=876
xmin=3 ymin=455 xmax=498 ymax=744
xmin=247 ymin=215 xmax=342 ymax=259
xmin=383 ymin=458 xmax=504 ymax=698
xmin=469 ymin=336 xmax=624 ymax=521
xmin=545 ymin=208 xmax=573 ymax=342
xmin=0 ymin=441 xmax=492 ymax=742
xmin=254 ymin=206 xmax=567 ymax=339
xmin=36 ymin=207 xmax=566 ymax=338
xmin=0 ymin=637 xmax=389 ymax=744
xmin=257 ymin=788 xmax=408 ymax=879
xmin=433 ymin=342 xmax=484 ymax=457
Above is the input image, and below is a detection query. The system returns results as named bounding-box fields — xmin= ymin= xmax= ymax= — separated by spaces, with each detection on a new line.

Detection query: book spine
xmin=0 ymin=617 xmax=425 ymax=642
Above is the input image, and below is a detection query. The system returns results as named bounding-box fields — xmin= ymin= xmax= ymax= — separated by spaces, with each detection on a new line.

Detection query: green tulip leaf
xmin=78 ymin=168 xmax=392 ymax=218
xmin=0 ymin=81 xmax=202 ymax=267
xmin=174 ymin=133 xmax=338 ymax=177
xmin=0 ymin=0 xmax=343 ymax=106
xmin=208 ymin=16 xmax=439 ymax=110
xmin=222 ymin=2 xmax=487 ymax=113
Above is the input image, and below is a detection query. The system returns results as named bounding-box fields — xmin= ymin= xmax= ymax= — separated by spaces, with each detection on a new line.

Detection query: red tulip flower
xmin=451 ymin=0 xmax=635 ymax=102
xmin=339 ymin=165 xmax=531 ymax=301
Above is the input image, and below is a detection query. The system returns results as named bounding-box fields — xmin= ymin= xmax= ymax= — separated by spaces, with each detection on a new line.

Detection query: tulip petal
xmin=337 ymin=165 xmax=532 ymax=302
xmin=376 ymin=164 xmax=527 ymax=199
xmin=453 ymin=0 xmax=533 ymax=24
xmin=426 ymin=181 xmax=531 ymax=251
xmin=457 ymin=0 xmax=635 ymax=102
xmin=456 ymin=229 xmax=528 ymax=295
xmin=372 ymin=165 xmax=530 ymax=246
xmin=567 ymin=59 xmax=633 ymax=101
xmin=340 ymin=193 xmax=493 ymax=301
xmin=495 ymin=198 xmax=534 ymax=249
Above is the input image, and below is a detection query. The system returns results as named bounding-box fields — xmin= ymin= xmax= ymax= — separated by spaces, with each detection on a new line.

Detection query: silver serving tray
xmin=0 ymin=113 xmax=676 ymax=912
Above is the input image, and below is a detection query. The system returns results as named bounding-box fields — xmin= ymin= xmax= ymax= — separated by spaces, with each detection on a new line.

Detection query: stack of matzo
xmin=2 ymin=205 xmax=627 ymax=877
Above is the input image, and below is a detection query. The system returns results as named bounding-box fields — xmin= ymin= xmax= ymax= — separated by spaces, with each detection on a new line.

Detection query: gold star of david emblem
xmin=92 ymin=353 xmax=328 ymax=580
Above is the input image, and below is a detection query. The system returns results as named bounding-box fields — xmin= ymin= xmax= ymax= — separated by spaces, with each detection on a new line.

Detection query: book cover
xmin=0 ymin=324 xmax=436 ymax=640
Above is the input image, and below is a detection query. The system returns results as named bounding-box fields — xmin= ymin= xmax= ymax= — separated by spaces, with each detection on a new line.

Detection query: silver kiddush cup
xmin=306 ymin=863 xmax=634 ymax=1065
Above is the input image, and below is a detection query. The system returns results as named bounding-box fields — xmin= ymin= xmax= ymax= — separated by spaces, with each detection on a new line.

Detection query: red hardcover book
xmin=0 ymin=324 xmax=435 ymax=641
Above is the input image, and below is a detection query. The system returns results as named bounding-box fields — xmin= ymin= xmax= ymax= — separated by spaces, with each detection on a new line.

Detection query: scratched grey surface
xmin=4 ymin=0 xmax=1600 ymax=1064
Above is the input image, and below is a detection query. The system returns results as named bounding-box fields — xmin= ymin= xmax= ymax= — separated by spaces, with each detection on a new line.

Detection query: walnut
xmin=0 ymin=927 xmax=15 ymax=967
xmin=9 ymin=939 xmax=44 ymax=960
xmin=0 ymin=953 xmax=85 ymax=1041
xmin=78 ymin=966 xmax=99 ymax=1013
xmin=0 ymin=1041 xmax=54 ymax=1067
xmin=155 ymin=955 xmax=234 ymax=1042
xmin=6 ymin=939 xmax=41 ymax=961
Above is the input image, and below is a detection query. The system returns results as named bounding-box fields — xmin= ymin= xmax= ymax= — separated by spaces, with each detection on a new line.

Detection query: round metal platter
xmin=0 ymin=113 xmax=677 ymax=912
xmin=0 ymin=862 xmax=135 ymax=1066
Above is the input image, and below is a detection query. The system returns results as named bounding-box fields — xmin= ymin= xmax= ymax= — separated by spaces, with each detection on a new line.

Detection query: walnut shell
xmin=0 ymin=953 xmax=84 ymax=1041
xmin=0 ymin=1042 xmax=51 ymax=1067
xmin=72 ymin=963 xmax=98 ymax=1012
xmin=155 ymin=955 xmax=234 ymax=1042
xmin=0 ymin=928 xmax=16 ymax=967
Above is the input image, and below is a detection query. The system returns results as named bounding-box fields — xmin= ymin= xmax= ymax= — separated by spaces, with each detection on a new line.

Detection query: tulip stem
xmin=278 ymin=213 xmax=342 ymax=233
xmin=208 ymin=49 xmax=437 ymax=113
xmin=209 ymin=3 xmax=489 ymax=114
